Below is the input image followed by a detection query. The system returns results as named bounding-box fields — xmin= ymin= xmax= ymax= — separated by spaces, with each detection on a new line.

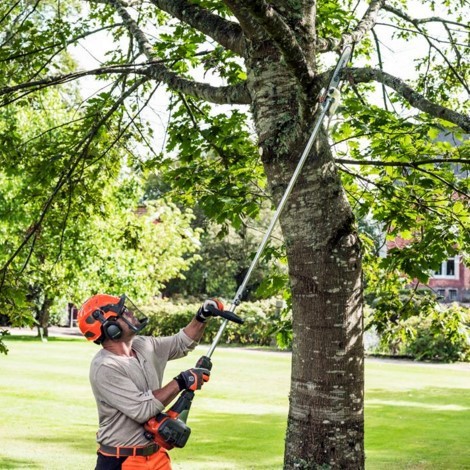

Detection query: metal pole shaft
xmin=205 ymin=96 xmax=334 ymax=358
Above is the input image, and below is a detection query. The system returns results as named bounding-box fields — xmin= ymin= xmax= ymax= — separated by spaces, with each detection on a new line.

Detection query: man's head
xmin=77 ymin=294 xmax=148 ymax=344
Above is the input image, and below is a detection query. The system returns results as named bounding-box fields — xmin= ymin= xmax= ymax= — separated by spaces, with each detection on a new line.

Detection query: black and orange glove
xmin=195 ymin=298 xmax=224 ymax=323
xmin=174 ymin=368 xmax=210 ymax=391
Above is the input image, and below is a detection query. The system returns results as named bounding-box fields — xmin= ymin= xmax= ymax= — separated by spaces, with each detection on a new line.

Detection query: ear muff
xmin=104 ymin=321 xmax=122 ymax=340
xmin=92 ymin=310 xmax=123 ymax=341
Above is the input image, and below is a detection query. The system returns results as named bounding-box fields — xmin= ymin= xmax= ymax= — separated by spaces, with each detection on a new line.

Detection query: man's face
xmin=115 ymin=308 xmax=142 ymax=339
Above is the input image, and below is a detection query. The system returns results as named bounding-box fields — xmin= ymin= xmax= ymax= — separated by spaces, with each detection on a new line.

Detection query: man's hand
xmin=174 ymin=368 xmax=210 ymax=391
xmin=195 ymin=298 xmax=224 ymax=323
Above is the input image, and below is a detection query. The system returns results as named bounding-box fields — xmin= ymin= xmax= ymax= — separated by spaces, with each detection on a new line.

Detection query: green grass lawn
xmin=0 ymin=335 xmax=469 ymax=469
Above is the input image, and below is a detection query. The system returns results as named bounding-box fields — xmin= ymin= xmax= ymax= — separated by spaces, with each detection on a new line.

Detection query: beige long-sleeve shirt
xmin=90 ymin=330 xmax=197 ymax=447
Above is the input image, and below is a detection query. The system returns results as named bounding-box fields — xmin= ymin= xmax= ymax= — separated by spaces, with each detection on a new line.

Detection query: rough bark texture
xmin=277 ymin=151 xmax=364 ymax=469
xmin=245 ymin=32 xmax=364 ymax=467
xmin=266 ymin=146 xmax=364 ymax=469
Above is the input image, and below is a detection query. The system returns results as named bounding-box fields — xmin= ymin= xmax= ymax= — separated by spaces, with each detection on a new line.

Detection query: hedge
xmin=141 ymin=298 xmax=289 ymax=348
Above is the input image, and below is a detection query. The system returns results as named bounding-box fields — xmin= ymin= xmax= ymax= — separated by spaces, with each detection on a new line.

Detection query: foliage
xmin=142 ymin=297 xmax=288 ymax=348
xmin=0 ymin=82 xmax=202 ymax=350
xmin=368 ymin=303 xmax=470 ymax=362
xmin=0 ymin=0 xmax=469 ymax=465
xmin=0 ymin=0 xmax=468 ymax=329
xmin=335 ymin=106 xmax=469 ymax=285
xmin=160 ymin=99 xmax=265 ymax=231
xmin=404 ymin=304 xmax=470 ymax=362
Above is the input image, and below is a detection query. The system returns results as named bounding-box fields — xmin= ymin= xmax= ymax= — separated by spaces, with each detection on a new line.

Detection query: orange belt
xmin=99 ymin=443 xmax=159 ymax=457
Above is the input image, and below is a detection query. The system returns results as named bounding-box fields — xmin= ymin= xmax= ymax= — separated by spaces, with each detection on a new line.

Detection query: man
xmin=77 ymin=293 xmax=221 ymax=470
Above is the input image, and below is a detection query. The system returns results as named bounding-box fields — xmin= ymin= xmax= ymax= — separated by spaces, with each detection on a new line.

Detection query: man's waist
xmin=98 ymin=442 xmax=159 ymax=457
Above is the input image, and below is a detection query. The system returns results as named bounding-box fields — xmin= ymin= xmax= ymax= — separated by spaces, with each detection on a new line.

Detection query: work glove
xmin=195 ymin=298 xmax=224 ymax=323
xmin=174 ymin=368 xmax=210 ymax=391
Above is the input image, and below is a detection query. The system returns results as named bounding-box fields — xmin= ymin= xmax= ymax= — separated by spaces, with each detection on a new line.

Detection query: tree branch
xmin=383 ymin=4 xmax=469 ymax=29
xmin=0 ymin=23 xmax=124 ymax=63
xmin=371 ymin=28 xmax=389 ymax=111
xmin=243 ymin=0 xmax=314 ymax=88
xmin=221 ymin=0 xmax=264 ymax=38
xmin=0 ymin=64 xmax=148 ymax=105
xmin=335 ymin=158 xmax=470 ymax=167
xmin=106 ymin=0 xmax=155 ymax=60
xmin=316 ymin=0 xmax=385 ymax=52
xmin=381 ymin=5 xmax=469 ymax=94
xmin=141 ymin=64 xmax=251 ymax=104
xmin=346 ymin=67 xmax=470 ymax=132
xmin=335 ymin=158 xmax=469 ymax=197
xmin=148 ymin=0 xmax=245 ymax=56
xmin=1 ymin=59 xmax=251 ymax=107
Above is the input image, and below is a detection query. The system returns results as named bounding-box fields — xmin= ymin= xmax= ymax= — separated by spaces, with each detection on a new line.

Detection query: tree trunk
xmin=36 ymin=297 xmax=52 ymax=338
xmin=275 ymin=146 xmax=364 ymax=469
xmin=247 ymin=42 xmax=364 ymax=468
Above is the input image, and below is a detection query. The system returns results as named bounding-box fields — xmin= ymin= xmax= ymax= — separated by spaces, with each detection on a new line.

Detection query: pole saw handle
xmin=206 ymin=304 xmax=244 ymax=324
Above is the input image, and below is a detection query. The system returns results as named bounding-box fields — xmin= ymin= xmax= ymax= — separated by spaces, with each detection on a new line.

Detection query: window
xmin=446 ymin=259 xmax=455 ymax=276
xmin=434 ymin=257 xmax=459 ymax=279
xmin=437 ymin=289 xmax=446 ymax=299
xmin=449 ymin=289 xmax=458 ymax=301
xmin=450 ymin=290 xmax=457 ymax=300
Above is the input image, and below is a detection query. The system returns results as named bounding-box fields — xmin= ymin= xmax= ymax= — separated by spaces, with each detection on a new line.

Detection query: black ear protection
xmin=92 ymin=309 xmax=123 ymax=341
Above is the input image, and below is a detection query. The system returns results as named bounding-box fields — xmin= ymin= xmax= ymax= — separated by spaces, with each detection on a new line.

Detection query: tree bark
xmin=246 ymin=37 xmax=364 ymax=468
xmin=278 ymin=151 xmax=364 ymax=469
xmin=36 ymin=297 xmax=52 ymax=338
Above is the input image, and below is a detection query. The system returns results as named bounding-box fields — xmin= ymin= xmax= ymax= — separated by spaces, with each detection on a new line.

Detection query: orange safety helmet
xmin=78 ymin=293 xmax=149 ymax=344
xmin=77 ymin=294 xmax=122 ymax=343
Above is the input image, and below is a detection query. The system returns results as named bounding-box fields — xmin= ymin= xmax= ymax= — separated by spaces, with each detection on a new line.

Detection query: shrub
xmin=369 ymin=303 xmax=470 ymax=362
xmin=404 ymin=304 xmax=470 ymax=362
xmin=141 ymin=298 xmax=288 ymax=348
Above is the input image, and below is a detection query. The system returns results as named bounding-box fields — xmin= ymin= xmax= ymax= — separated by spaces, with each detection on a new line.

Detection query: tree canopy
xmin=0 ymin=0 xmax=468 ymax=467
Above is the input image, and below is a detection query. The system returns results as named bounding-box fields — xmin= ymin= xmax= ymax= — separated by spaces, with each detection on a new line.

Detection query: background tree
xmin=0 ymin=0 xmax=469 ymax=468
xmin=0 ymin=82 xmax=201 ymax=343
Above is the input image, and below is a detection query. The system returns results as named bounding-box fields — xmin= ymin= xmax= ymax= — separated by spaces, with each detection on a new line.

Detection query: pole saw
xmin=144 ymin=45 xmax=352 ymax=451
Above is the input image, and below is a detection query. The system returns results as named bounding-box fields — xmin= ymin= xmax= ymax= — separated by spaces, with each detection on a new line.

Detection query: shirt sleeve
xmin=148 ymin=328 xmax=197 ymax=361
xmin=92 ymin=363 xmax=165 ymax=423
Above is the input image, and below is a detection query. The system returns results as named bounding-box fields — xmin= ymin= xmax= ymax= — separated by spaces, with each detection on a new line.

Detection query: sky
xmin=69 ymin=1 xmax=464 ymax=148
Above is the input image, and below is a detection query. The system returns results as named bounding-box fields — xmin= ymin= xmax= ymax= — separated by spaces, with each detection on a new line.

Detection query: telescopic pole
xmin=205 ymin=46 xmax=352 ymax=359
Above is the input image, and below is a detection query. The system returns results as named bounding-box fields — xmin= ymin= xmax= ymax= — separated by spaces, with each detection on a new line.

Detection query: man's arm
xmin=152 ymin=379 xmax=180 ymax=407
xmin=153 ymin=368 xmax=210 ymax=406
xmin=183 ymin=316 xmax=207 ymax=342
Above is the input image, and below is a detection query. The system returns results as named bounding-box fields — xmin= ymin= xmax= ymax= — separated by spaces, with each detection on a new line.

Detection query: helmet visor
xmin=102 ymin=295 xmax=148 ymax=335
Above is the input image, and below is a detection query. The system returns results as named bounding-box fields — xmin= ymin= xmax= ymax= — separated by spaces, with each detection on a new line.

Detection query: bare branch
xmin=0 ymin=63 xmax=148 ymax=105
xmin=371 ymin=28 xmax=389 ymax=111
xmin=375 ymin=22 xmax=468 ymax=47
xmin=381 ymin=5 xmax=469 ymax=94
xmin=316 ymin=0 xmax=385 ymax=52
xmin=1 ymin=56 xmax=251 ymax=107
xmin=383 ymin=4 xmax=469 ymax=29
xmin=346 ymin=67 xmax=470 ymax=132
xmin=0 ymin=23 xmax=124 ymax=63
xmin=148 ymin=0 xmax=245 ymax=56
xmin=335 ymin=157 xmax=470 ymax=167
